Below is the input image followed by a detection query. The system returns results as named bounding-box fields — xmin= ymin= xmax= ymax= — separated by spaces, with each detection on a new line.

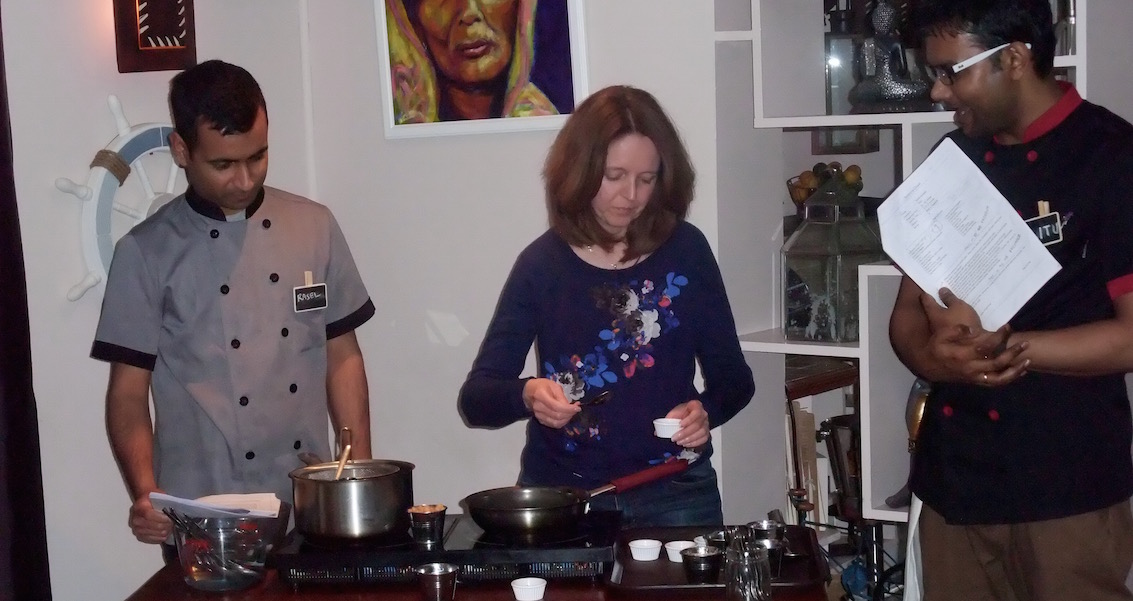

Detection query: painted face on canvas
xmin=415 ymin=0 xmax=519 ymax=86
xmin=172 ymin=107 xmax=269 ymax=215
xmin=591 ymin=133 xmax=661 ymax=239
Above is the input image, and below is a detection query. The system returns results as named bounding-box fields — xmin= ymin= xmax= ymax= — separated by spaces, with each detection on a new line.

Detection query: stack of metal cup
xmin=723 ymin=525 xmax=772 ymax=601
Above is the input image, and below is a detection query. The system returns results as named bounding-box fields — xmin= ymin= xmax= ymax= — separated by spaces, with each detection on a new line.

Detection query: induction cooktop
xmin=272 ymin=511 xmax=621 ymax=585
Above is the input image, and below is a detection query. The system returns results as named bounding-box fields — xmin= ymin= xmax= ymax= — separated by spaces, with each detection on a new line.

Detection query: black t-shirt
xmin=911 ymin=88 xmax=1133 ymax=525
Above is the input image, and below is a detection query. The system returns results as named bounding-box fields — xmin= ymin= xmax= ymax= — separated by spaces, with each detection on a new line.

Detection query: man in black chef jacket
xmin=889 ymin=1 xmax=1133 ymax=599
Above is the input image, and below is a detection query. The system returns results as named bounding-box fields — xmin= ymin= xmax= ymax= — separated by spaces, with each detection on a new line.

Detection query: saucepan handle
xmin=593 ymin=459 xmax=690 ymax=496
xmin=336 ymin=427 xmax=352 ymax=457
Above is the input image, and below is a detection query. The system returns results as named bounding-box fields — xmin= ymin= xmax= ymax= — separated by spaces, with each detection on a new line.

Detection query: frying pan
xmin=462 ymin=459 xmax=690 ymax=538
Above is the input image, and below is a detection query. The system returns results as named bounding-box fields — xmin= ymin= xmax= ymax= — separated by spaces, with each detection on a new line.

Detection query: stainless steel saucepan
xmin=289 ymin=428 xmax=415 ymax=544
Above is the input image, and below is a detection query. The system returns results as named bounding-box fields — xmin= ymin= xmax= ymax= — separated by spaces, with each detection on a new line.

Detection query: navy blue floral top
xmin=459 ymin=222 xmax=755 ymax=489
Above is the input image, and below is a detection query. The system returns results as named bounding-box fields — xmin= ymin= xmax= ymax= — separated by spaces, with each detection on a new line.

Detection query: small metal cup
xmin=408 ymin=504 xmax=447 ymax=545
xmin=746 ymin=519 xmax=785 ymax=552
xmin=680 ymin=546 xmax=723 ymax=584
xmin=415 ymin=562 xmax=459 ymax=601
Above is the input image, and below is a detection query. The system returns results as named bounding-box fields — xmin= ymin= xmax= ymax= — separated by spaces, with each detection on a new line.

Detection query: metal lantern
xmin=781 ymin=181 xmax=884 ymax=343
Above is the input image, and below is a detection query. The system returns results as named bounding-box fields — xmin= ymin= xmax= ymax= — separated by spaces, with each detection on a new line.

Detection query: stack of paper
xmin=150 ymin=491 xmax=281 ymax=518
xmin=877 ymin=138 xmax=1061 ymax=329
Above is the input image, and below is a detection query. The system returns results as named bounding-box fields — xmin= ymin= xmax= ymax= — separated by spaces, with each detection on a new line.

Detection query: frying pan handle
xmin=601 ymin=459 xmax=690 ymax=495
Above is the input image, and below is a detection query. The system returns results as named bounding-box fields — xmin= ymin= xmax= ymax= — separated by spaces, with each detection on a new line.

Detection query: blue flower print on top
xmin=596 ymin=274 xmax=686 ymax=378
xmin=541 ymin=272 xmax=689 ymax=453
xmin=544 ymin=350 xmax=616 ymax=453
xmin=665 ymin=273 xmax=688 ymax=300
xmin=544 ymin=349 xmax=618 ymax=400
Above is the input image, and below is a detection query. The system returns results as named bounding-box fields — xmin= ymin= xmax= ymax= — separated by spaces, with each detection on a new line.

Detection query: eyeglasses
xmin=928 ymin=42 xmax=1031 ymax=85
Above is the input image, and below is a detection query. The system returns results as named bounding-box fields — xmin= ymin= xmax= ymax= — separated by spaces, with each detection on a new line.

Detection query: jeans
xmin=587 ymin=459 xmax=724 ymax=528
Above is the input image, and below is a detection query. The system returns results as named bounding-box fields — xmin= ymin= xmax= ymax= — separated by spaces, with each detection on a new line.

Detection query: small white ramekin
xmin=664 ymin=540 xmax=697 ymax=562
xmin=628 ymin=538 xmax=663 ymax=561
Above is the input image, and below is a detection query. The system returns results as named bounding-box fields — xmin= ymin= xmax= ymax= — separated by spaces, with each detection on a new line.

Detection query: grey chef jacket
xmin=92 ymin=186 xmax=375 ymax=505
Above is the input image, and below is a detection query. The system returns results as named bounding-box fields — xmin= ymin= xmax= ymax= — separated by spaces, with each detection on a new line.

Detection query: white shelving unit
xmin=738 ymin=329 xmax=859 ymax=359
xmin=857 ymin=264 xmax=912 ymax=523
xmin=714 ymin=0 xmax=1088 ymax=524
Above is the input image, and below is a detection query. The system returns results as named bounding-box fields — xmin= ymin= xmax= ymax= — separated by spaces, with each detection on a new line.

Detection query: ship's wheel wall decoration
xmin=114 ymin=0 xmax=196 ymax=73
xmin=56 ymin=95 xmax=183 ymax=300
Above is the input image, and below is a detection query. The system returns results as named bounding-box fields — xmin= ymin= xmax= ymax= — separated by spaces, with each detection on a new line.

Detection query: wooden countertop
xmin=126 ymin=564 xmax=829 ymax=600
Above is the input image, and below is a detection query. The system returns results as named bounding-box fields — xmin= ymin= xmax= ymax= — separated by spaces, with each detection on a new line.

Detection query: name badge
xmin=1024 ymin=211 xmax=1062 ymax=247
xmin=294 ymin=284 xmax=328 ymax=313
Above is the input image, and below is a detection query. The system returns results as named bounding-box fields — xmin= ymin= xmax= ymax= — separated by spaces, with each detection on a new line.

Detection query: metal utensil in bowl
xmin=163 ymin=507 xmax=288 ymax=591
xmin=163 ymin=509 xmax=240 ymax=574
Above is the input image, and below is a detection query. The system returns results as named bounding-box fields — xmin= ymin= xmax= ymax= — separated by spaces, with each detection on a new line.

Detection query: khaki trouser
xmin=919 ymin=500 xmax=1133 ymax=601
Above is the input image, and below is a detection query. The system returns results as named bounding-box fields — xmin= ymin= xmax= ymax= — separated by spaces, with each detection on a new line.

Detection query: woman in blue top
xmin=458 ymin=85 xmax=755 ymax=527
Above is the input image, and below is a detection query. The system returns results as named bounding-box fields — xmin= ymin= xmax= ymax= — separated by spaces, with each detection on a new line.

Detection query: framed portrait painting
xmin=376 ymin=0 xmax=588 ymax=138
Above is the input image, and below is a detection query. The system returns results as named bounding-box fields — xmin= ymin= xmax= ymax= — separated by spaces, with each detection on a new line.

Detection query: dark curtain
xmin=0 ymin=3 xmax=53 ymax=600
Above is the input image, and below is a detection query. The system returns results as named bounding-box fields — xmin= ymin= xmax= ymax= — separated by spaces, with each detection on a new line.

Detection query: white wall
xmin=4 ymin=1 xmax=724 ymax=598
xmin=1086 ymin=0 xmax=1133 ymax=122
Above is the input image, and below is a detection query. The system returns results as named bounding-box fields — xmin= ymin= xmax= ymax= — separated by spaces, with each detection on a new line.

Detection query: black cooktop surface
xmin=271 ymin=511 xmax=620 ymax=584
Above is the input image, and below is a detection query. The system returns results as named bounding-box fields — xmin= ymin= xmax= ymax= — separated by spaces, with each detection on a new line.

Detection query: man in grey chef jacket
xmin=91 ymin=59 xmax=376 ymax=547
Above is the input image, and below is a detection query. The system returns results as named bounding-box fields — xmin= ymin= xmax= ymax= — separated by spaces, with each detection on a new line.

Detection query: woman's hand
xmin=666 ymin=400 xmax=710 ymax=448
xmin=522 ymin=379 xmax=581 ymax=429
xmin=129 ymin=493 xmax=172 ymax=545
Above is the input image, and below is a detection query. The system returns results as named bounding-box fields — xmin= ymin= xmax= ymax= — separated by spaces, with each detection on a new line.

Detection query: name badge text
xmin=294 ymin=283 xmax=328 ymax=313
xmin=1024 ymin=211 xmax=1063 ymax=247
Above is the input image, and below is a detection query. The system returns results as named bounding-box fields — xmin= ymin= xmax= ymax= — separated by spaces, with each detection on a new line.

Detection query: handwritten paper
xmin=877 ymin=138 xmax=1060 ymax=329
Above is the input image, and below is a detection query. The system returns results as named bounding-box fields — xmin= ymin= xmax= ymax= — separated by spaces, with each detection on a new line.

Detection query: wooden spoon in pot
xmin=333 ymin=444 xmax=352 ymax=480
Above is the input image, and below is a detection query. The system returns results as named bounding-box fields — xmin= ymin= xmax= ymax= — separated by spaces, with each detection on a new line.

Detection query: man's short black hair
xmin=168 ymin=59 xmax=267 ymax=152
xmin=914 ymin=0 xmax=1058 ymax=77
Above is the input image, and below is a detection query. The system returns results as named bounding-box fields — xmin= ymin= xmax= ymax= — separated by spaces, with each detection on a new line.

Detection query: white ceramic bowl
xmin=653 ymin=418 xmax=681 ymax=439
xmin=628 ymin=538 xmax=663 ymax=561
xmin=664 ymin=540 xmax=697 ymax=562
xmin=511 ymin=577 xmax=547 ymax=600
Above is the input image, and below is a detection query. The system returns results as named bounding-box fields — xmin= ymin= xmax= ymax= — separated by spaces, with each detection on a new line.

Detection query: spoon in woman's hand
xmin=576 ymin=390 xmax=612 ymax=407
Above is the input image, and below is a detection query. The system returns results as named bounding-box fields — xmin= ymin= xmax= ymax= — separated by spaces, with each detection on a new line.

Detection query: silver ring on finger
xmin=981 ymin=372 xmax=989 ymax=384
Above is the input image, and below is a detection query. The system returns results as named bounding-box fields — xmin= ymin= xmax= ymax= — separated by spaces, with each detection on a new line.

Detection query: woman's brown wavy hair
xmin=543 ymin=85 xmax=695 ymax=261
